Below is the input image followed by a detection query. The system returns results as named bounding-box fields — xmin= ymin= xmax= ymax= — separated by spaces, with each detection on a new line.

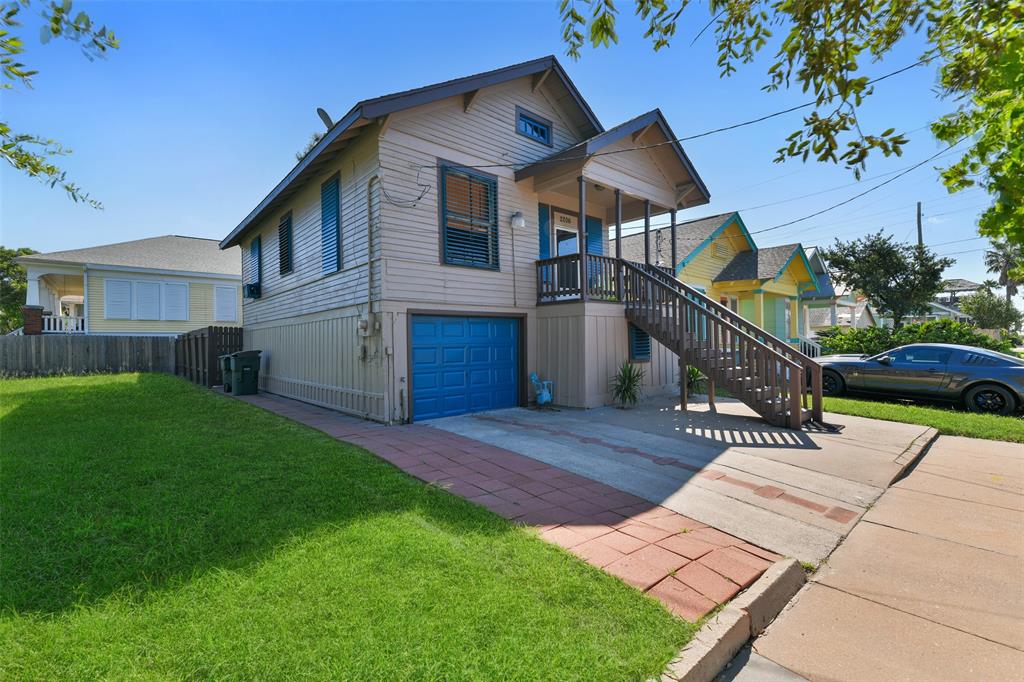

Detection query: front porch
xmin=24 ymin=264 xmax=87 ymax=334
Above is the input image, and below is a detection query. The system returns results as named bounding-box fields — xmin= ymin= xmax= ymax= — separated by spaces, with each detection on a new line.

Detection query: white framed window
xmin=162 ymin=283 xmax=189 ymax=321
xmin=214 ymin=285 xmax=237 ymax=322
xmin=105 ymin=279 xmax=132 ymax=319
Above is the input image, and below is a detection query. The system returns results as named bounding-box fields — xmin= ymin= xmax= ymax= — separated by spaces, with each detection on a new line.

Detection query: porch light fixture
xmin=510 ymin=211 xmax=526 ymax=230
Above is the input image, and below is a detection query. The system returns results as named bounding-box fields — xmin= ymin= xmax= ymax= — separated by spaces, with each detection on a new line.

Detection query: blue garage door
xmin=411 ymin=315 xmax=520 ymax=421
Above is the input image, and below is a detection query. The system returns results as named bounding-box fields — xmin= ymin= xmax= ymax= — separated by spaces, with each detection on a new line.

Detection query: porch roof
xmin=514 ymin=109 xmax=711 ymax=209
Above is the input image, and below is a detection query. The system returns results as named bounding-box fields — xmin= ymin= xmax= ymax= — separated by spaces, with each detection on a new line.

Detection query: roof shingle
xmin=613 ymin=212 xmax=735 ymax=267
xmin=18 ymin=236 xmax=241 ymax=276
xmin=714 ymin=244 xmax=800 ymax=282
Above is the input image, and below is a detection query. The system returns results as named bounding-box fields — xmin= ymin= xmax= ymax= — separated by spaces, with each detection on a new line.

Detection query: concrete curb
xmin=890 ymin=427 xmax=939 ymax=485
xmin=659 ymin=559 xmax=806 ymax=682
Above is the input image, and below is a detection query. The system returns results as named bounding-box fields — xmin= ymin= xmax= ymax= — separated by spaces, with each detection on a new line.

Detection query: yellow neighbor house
xmin=617 ymin=212 xmax=818 ymax=347
xmin=17 ymin=236 xmax=243 ymax=335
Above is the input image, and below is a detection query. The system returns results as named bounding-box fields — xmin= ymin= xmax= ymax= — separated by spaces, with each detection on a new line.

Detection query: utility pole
xmin=916 ymin=201 xmax=923 ymax=247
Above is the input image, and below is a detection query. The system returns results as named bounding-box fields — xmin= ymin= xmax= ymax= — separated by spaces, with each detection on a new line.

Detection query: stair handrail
xmin=620 ymin=261 xmax=802 ymax=373
xmin=621 ymin=260 xmax=822 ymax=424
xmin=632 ymin=260 xmax=822 ymax=421
xmin=634 ymin=262 xmax=817 ymax=368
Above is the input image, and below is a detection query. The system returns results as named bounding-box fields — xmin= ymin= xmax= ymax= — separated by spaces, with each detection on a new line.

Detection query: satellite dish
xmin=316 ymin=107 xmax=334 ymax=129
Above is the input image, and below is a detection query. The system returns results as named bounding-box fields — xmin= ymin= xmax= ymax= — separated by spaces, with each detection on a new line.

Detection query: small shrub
xmin=684 ymin=365 xmax=707 ymax=394
xmin=818 ymin=319 xmax=1017 ymax=356
xmin=611 ymin=362 xmax=646 ymax=407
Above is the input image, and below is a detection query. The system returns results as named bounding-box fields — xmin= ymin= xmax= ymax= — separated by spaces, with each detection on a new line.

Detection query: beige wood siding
xmin=87 ymin=271 xmax=241 ymax=335
xmin=244 ymin=304 xmax=387 ymax=420
xmin=241 ymin=129 xmax=381 ymax=325
xmin=378 ymin=75 xmax=587 ymax=309
xmin=537 ymin=301 xmax=678 ymax=409
xmin=584 ymin=135 xmax=677 ymax=210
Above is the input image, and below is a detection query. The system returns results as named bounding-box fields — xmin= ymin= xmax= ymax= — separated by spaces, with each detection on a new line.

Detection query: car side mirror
xmin=878 ymin=355 xmax=893 ymax=366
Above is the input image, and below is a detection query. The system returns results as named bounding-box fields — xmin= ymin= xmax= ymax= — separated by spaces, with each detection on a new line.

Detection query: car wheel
xmin=964 ymin=384 xmax=1016 ymax=416
xmin=822 ymin=370 xmax=845 ymax=396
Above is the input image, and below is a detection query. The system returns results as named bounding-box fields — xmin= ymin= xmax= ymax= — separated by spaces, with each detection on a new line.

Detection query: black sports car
xmin=818 ymin=343 xmax=1024 ymax=415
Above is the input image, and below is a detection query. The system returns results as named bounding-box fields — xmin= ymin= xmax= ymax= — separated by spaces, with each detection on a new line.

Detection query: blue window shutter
xmin=441 ymin=165 xmax=499 ymax=270
xmin=538 ymin=204 xmax=550 ymax=259
xmin=586 ymin=216 xmax=604 ymax=255
xmin=629 ymin=323 xmax=651 ymax=362
xmin=250 ymin=236 xmax=262 ymax=283
xmin=321 ymin=175 xmax=340 ymax=273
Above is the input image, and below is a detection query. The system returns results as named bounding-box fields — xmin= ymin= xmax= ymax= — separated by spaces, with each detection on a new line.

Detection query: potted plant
xmin=611 ymin=361 xmax=645 ymax=408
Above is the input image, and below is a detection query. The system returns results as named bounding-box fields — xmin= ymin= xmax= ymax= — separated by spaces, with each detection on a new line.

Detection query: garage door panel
xmin=411 ymin=315 xmax=520 ymax=422
xmin=443 ymin=346 xmax=467 ymax=364
xmin=468 ymin=346 xmax=491 ymax=364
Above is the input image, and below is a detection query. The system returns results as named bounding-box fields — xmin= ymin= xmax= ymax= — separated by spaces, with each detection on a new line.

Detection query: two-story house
xmin=220 ymin=56 xmax=822 ymax=427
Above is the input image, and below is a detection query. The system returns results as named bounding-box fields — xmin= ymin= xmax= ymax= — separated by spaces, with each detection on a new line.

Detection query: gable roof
xmin=18 ymin=236 xmax=242 ymax=276
xmin=714 ymin=244 xmax=810 ymax=283
xmin=613 ymin=212 xmax=740 ymax=266
xmin=221 ymin=56 xmax=602 ymax=248
xmin=514 ymin=109 xmax=710 ymax=206
xmin=941 ymin=278 xmax=983 ymax=292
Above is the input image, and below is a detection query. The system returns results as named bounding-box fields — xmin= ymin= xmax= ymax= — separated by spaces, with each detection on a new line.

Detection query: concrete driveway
xmin=748 ymin=435 xmax=1024 ymax=680
xmin=429 ymin=396 xmax=935 ymax=563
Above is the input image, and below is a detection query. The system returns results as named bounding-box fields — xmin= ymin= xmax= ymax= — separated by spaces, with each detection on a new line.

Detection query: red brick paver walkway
xmin=232 ymin=392 xmax=781 ymax=622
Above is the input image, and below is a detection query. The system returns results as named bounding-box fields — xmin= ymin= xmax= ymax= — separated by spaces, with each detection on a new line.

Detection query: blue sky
xmin=1 ymin=0 xmax=995 ymax=286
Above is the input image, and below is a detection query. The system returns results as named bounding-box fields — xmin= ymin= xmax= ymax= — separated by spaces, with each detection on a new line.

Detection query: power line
xmin=414 ymin=47 xmax=955 ymax=173
xmin=746 ymin=136 xmax=970 ymax=236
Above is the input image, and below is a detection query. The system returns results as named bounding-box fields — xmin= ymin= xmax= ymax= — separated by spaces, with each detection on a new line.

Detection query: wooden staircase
xmin=620 ymin=260 xmax=823 ymax=428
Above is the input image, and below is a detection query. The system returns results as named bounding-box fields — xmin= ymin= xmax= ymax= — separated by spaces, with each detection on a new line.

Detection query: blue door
xmin=410 ymin=315 xmax=520 ymax=421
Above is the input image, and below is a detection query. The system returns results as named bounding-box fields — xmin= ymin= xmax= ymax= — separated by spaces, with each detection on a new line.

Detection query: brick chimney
xmin=21 ymin=305 xmax=43 ymax=335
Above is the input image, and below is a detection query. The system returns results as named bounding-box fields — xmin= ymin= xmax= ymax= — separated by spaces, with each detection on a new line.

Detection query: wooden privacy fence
xmin=175 ymin=326 xmax=243 ymax=387
xmin=0 ymin=334 xmax=176 ymax=377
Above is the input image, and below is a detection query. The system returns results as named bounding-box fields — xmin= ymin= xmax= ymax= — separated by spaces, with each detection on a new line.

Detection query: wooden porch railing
xmin=533 ymin=255 xmax=824 ymax=427
xmin=537 ymin=253 xmax=621 ymax=303
xmin=42 ymin=315 xmax=85 ymax=334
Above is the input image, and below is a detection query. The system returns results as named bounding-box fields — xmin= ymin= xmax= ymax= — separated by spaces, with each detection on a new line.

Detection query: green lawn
xmin=823 ymin=396 xmax=1024 ymax=443
xmin=1 ymin=374 xmax=692 ymax=680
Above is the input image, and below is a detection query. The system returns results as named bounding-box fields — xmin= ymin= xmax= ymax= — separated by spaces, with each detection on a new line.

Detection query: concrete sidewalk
xmin=430 ymin=397 xmax=934 ymax=563
xmin=749 ymin=435 xmax=1024 ymax=681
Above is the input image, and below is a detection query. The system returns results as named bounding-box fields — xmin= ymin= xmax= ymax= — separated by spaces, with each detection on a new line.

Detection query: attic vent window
xmin=516 ymin=107 xmax=552 ymax=146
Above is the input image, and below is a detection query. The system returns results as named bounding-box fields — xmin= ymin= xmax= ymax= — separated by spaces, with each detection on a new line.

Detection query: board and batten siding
xmin=377 ymin=75 xmax=587 ymax=309
xmin=244 ymin=304 xmax=387 ymax=420
xmin=537 ymin=301 xmax=678 ymax=409
xmin=240 ymin=127 xmax=382 ymax=325
xmin=87 ymin=271 xmax=241 ymax=335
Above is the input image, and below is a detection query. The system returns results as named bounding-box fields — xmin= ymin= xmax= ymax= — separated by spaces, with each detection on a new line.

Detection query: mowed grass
xmin=0 ymin=374 xmax=693 ymax=680
xmin=823 ymin=396 xmax=1024 ymax=443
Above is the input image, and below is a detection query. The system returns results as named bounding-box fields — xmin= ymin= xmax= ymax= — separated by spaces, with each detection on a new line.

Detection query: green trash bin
xmin=219 ymin=354 xmax=234 ymax=392
xmin=229 ymin=350 xmax=262 ymax=396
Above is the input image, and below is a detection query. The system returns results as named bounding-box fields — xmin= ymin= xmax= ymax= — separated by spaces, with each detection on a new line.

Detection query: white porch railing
xmin=798 ymin=335 xmax=822 ymax=358
xmin=42 ymin=315 xmax=86 ymax=334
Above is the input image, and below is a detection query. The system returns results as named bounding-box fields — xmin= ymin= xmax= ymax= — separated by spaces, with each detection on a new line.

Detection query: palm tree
xmin=984 ymin=240 xmax=1024 ymax=303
